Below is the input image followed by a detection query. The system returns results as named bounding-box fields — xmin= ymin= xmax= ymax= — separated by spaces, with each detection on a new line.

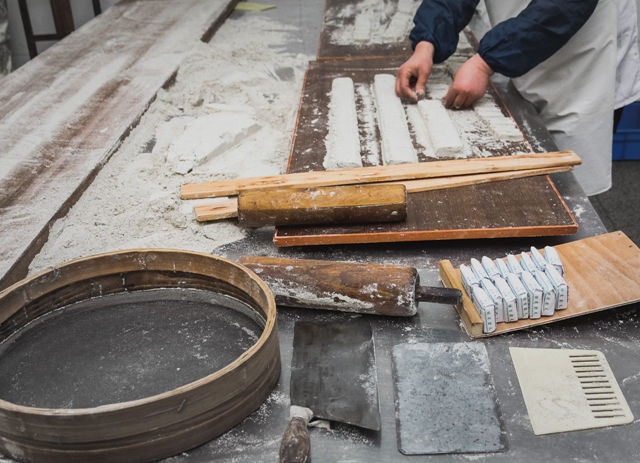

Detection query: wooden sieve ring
xmin=0 ymin=249 xmax=280 ymax=463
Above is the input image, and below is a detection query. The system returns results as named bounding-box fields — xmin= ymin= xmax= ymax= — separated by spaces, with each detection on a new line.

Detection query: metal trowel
xmin=279 ymin=318 xmax=380 ymax=463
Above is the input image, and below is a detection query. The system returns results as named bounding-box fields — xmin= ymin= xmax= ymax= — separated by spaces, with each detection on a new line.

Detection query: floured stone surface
xmin=418 ymin=99 xmax=463 ymax=157
xmin=324 ymin=77 xmax=363 ymax=170
xmin=373 ymin=73 xmax=418 ymax=165
xmin=392 ymin=342 xmax=505 ymax=454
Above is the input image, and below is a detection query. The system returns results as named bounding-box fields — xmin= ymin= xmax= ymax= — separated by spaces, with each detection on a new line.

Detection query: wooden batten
xmin=181 ymin=151 xmax=581 ymax=199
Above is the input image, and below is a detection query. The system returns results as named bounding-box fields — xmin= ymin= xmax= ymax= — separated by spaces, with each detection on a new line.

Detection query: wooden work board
xmin=0 ymin=0 xmax=238 ymax=290
xmin=273 ymin=59 xmax=577 ymax=247
xmin=439 ymin=231 xmax=640 ymax=338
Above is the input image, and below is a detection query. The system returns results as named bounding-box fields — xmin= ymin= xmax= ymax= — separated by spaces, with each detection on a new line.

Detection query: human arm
xmin=445 ymin=0 xmax=599 ymax=108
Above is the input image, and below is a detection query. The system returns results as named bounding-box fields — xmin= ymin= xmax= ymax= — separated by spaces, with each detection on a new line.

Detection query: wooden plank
xmin=0 ymin=0 xmax=239 ymax=290
xmin=272 ymin=57 xmax=578 ymax=246
xmin=439 ymin=231 xmax=640 ymax=338
xmin=181 ymin=151 xmax=581 ymax=199
xmin=194 ymin=167 xmax=571 ymax=221
xmin=273 ymin=175 xmax=577 ymax=246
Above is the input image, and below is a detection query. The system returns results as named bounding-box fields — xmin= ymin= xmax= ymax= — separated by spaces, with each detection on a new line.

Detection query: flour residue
xmin=30 ymin=16 xmax=310 ymax=271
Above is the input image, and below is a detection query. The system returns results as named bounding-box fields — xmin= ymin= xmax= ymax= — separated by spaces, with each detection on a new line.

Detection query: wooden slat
xmin=181 ymin=151 xmax=581 ymax=199
xmin=193 ymin=167 xmax=571 ymax=222
xmin=0 ymin=0 xmax=239 ymax=290
xmin=439 ymin=231 xmax=640 ymax=338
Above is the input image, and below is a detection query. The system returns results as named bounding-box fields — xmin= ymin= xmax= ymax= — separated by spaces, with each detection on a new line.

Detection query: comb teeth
xmin=569 ymin=354 xmax=627 ymax=419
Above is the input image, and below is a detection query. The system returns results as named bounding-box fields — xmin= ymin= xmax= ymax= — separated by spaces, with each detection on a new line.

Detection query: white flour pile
xmin=30 ymin=15 xmax=310 ymax=272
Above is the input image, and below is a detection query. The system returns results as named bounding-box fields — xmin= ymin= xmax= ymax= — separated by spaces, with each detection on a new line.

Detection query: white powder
xmin=324 ymin=77 xmax=363 ymax=170
xmin=418 ymin=99 xmax=463 ymax=157
xmin=373 ymin=74 xmax=418 ymax=165
xmin=29 ymin=16 xmax=310 ymax=272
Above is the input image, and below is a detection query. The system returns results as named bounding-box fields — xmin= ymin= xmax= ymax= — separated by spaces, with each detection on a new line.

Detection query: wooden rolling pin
xmin=239 ymin=256 xmax=462 ymax=316
xmin=196 ymin=184 xmax=407 ymax=226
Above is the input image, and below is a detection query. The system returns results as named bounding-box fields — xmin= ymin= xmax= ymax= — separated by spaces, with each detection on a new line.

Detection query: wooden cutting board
xmin=273 ymin=59 xmax=577 ymax=247
xmin=439 ymin=231 xmax=640 ymax=338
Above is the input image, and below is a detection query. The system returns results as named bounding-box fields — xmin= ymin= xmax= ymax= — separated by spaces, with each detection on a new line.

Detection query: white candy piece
xmin=460 ymin=264 xmax=480 ymax=297
xmin=496 ymin=258 xmax=511 ymax=278
xmin=506 ymin=273 xmax=530 ymax=319
xmin=323 ymin=78 xmax=363 ymax=170
xmin=533 ymin=269 xmax=557 ymax=316
xmin=544 ymin=246 xmax=564 ymax=275
xmin=506 ymin=254 xmax=524 ymax=275
xmin=417 ymin=99 xmax=463 ymax=157
xmin=373 ymin=74 xmax=418 ymax=165
xmin=545 ymin=264 xmax=569 ymax=310
xmin=521 ymin=271 xmax=543 ymax=319
xmin=481 ymin=256 xmax=501 ymax=280
xmin=481 ymin=278 xmax=505 ymax=323
xmin=519 ymin=252 xmax=538 ymax=274
xmin=472 ymin=286 xmax=496 ymax=333
xmin=530 ymin=246 xmax=547 ymax=270
xmin=494 ymin=276 xmax=519 ymax=322
xmin=470 ymin=258 xmax=489 ymax=280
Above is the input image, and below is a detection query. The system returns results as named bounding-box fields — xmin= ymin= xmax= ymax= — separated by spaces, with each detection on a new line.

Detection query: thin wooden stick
xmin=181 ymin=151 xmax=580 ymax=199
xmin=193 ymin=166 xmax=571 ymax=222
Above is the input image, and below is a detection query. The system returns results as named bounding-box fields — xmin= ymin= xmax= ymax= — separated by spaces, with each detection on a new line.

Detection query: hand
xmin=444 ymin=53 xmax=493 ymax=109
xmin=395 ymin=41 xmax=435 ymax=101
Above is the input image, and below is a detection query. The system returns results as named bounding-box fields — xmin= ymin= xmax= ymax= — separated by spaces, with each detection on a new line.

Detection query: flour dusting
xmin=30 ymin=16 xmax=310 ymax=272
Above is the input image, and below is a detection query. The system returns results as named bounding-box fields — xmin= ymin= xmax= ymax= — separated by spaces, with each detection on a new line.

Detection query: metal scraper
xmin=392 ymin=342 xmax=506 ymax=455
xmin=279 ymin=318 xmax=380 ymax=462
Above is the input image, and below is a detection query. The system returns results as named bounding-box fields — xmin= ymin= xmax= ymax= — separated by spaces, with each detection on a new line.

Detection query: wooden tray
xmin=273 ymin=59 xmax=577 ymax=246
xmin=439 ymin=231 xmax=640 ymax=338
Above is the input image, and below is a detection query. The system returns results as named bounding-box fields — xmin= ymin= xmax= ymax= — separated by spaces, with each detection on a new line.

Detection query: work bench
xmin=0 ymin=1 xmax=637 ymax=462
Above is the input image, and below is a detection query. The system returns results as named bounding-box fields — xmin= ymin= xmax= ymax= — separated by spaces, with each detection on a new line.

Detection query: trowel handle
xmin=415 ymin=285 xmax=462 ymax=306
xmin=279 ymin=416 xmax=310 ymax=463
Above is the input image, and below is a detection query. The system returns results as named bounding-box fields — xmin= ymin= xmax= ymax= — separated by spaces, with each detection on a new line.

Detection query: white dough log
xmin=417 ymin=99 xmax=463 ymax=157
xmin=405 ymin=105 xmax=435 ymax=158
xmin=323 ymin=77 xmax=363 ymax=170
xmin=373 ymin=74 xmax=418 ymax=165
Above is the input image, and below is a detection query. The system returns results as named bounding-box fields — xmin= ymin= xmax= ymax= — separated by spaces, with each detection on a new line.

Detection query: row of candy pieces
xmin=460 ymin=246 xmax=568 ymax=333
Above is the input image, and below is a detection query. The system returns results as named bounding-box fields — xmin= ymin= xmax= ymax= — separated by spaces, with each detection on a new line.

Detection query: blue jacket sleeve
xmin=478 ymin=0 xmax=598 ymax=77
xmin=410 ymin=0 xmax=479 ymax=63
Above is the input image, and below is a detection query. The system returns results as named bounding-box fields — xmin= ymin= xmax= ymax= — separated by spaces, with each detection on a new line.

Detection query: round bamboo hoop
xmin=0 ymin=249 xmax=280 ymax=463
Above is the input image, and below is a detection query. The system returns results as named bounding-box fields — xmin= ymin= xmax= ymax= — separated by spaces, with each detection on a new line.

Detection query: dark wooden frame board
xmin=318 ymin=0 xmax=415 ymax=60
xmin=273 ymin=59 xmax=577 ymax=247
xmin=439 ymin=231 xmax=640 ymax=338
